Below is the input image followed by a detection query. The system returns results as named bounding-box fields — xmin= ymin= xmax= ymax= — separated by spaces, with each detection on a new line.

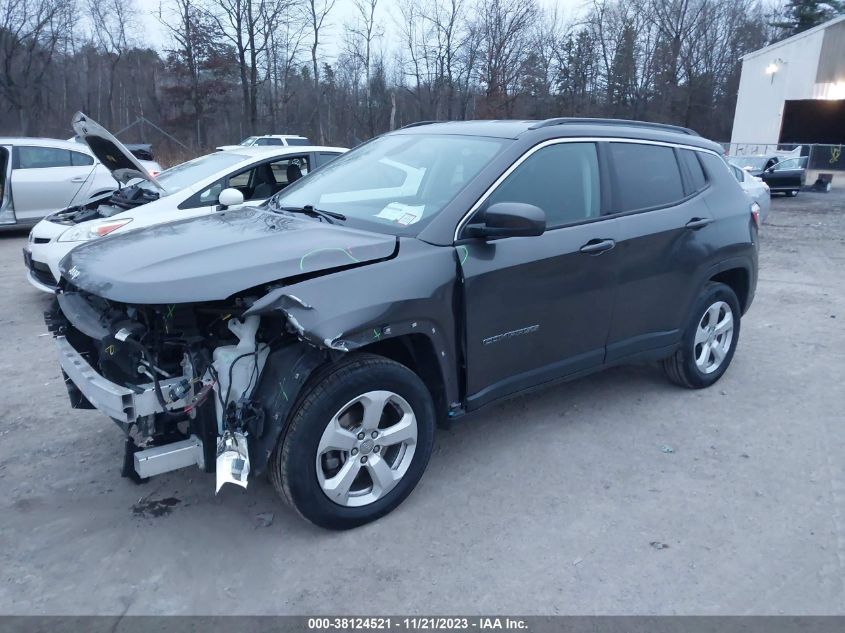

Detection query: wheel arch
xmin=355 ymin=333 xmax=450 ymax=427
xmin=710 ymin=264 xmax=753 ymax=314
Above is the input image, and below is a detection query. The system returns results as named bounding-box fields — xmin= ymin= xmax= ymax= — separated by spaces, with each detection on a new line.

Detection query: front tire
xmin=663 ymin=282 xmax=741 ymax=389
xmin=270 ymin=354 xmax=436 ymax=529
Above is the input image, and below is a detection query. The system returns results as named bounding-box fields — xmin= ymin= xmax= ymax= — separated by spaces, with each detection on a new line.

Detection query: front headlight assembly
xmin=58 ymin=218 xmax=133 ymax=242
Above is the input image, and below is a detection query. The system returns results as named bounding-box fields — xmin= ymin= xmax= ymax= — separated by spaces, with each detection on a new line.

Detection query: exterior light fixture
xmin=765 ymin=62 xmax=779 ymax=75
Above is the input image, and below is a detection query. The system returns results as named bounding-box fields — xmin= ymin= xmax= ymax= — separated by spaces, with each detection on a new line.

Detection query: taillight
xmin=750 ymin=202 xmax=760 ymax=227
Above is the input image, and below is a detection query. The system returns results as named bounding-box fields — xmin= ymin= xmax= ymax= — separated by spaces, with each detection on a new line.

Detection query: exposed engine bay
xmin=46 ymin=285 xmax=327 ymax=491
xmin=47 ymin=184 xmax=160 ymax=226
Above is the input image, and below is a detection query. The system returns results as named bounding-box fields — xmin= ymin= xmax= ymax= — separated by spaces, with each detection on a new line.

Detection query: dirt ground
xmin=1 ymin=191 xmax=844 ymax=615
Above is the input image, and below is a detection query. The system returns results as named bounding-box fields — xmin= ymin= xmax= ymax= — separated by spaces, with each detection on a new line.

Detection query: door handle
xmin=70 ymin=176 xmax=87 ymax=183
xmin=685 ymin=217 xmax=713 ymax=230
xmin=579 ymin=238 xmax=616 ymax=255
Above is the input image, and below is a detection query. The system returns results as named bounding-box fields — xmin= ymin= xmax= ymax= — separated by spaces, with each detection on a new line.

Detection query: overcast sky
xmin=134 ymin=0 xmax=590 ymax=58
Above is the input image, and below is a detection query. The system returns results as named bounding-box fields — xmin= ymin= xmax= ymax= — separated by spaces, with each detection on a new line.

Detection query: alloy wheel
xmin=316 ymin=390 xmax=418 ymax=507
xmin=694 ymin=300 xmax=734 ymax=374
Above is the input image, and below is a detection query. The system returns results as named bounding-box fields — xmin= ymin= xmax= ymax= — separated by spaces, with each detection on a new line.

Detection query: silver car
xmin=0 ymin=137 xmax=161 ymax=230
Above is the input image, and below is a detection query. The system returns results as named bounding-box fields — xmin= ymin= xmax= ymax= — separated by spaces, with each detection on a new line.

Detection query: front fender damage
xmin=249 ymin=341 xmax=327 ymax=476
xmin=244 ymin=239 xmax=462 ymax=415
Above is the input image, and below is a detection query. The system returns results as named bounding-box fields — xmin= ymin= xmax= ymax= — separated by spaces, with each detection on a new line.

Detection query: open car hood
xmin=59 ymin=207 xmax=398 ymax=304
xmin=72 ymin=112 xmax=166 ymax=191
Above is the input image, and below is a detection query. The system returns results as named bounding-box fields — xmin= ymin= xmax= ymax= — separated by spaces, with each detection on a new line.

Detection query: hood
xmin=72 ymin=112 xmax=166 ymax=191
xmin=59 ymin=207 xmax=398 ymax=304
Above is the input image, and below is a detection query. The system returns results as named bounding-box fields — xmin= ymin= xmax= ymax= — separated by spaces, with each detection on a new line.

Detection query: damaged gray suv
xmin=47 ymin=119 xmax=759 ymax=529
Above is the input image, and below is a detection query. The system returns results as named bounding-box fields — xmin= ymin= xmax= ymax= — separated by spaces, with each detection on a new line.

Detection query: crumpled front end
xmin=46 ymin=285 xmax=326 ymax=488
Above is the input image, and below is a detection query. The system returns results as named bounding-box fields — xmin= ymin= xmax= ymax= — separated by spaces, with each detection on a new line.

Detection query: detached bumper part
xmin=134 ymin=436 xmax=205 ymax=478
xmin=55 ymin=335 xmax=189 ymax=423
xmin=216 ymin=431 xmax=250 ymax=493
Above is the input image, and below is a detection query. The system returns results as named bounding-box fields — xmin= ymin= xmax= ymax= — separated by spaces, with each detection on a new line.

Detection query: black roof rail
xmin=399 ymin=120 xmax=442 ymax=129
xmin=528 ymin=117 xmax=699 ymax=136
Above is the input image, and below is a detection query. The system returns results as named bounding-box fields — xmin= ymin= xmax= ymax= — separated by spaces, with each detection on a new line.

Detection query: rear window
xmin=609 ymin=143 xmax=685 ymax=212
xmin=71 ymin=151 xmax=94 ymax=166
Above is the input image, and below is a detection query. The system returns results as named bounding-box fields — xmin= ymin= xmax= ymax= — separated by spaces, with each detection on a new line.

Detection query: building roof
xmin=742 ymin=14 xmax=845 ymax=61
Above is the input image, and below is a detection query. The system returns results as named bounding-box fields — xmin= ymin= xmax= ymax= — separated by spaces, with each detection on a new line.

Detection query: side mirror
xmin=464 ymin=202 xmax=546 ymax=239
xmin=218 ymin=188 xmax=244 ymax=209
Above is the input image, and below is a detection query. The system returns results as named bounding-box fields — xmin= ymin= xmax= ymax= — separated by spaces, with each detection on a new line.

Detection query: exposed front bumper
xmin=55 ymin=335 xmax=190 ymax=423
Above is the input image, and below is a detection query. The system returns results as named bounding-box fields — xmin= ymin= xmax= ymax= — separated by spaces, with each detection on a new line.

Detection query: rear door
xmin=11 ymin=146 xmax=97 ymax=220
xmin=605 ymin=142 xmax=713 ymax=361
xmin=459 ymin=141 xmax=619 ymax=409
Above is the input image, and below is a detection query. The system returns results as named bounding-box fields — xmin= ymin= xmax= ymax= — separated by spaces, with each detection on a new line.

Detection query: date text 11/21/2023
xmin=307 ymin=617 xmax=529 ymax=630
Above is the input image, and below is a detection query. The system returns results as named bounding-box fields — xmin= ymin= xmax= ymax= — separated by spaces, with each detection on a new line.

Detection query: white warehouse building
xmin=730 ymin=15 xmax=845 ymax=150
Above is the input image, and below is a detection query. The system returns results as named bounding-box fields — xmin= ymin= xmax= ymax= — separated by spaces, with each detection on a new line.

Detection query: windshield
xmin=139 ymin=152 xmax=248 ymax=195
xmin=270 ymin=133 xmax=508 ymax=234
xmin=238 ymin=137 xmax=259 ymax=146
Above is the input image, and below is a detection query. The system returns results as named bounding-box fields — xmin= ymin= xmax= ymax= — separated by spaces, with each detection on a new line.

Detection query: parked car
xmin=728 ymin=160 xmax=771 ymax=223
xmin=47 ymin=118 xmax=758 ymax=529
xmin=760 ymin=156 xmax=808 ymax=196
xmin=729 ymin=154 xmax=782 ymax=177
xmin=25 ymin=113 xmax=346 ymax=291
xmin=216 ymin=135 xmax=311 ymax=151
xmin=0 ymin=137 xmax=162 ymax=231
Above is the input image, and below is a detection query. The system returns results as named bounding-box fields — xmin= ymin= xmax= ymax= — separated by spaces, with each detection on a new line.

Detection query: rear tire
xmin=270 ymin=354 xmax=435 ymax=530
xmin=663 ymin=282 xmax=741 ymax=389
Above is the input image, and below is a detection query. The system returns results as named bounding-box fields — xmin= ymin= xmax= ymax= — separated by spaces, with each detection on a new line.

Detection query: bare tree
xmin=266 ymin=7 xmax=307 ymax=132
xmin=475 ymin=0 xmax=538 ymax=116
xmin=0 ymin=0 xmax=74 ymax=133
xmin=87 ymin=0 xmax=137 ymax=127
xmin=207 ymin=0 xmax=289 ymax=135
xmin=304 ymin=0 xmax=337 ymax=144
xmin=346 ymin=0 xmax=381 ymax=136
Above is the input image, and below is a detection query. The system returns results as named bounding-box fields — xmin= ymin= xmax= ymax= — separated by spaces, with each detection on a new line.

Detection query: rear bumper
xmin=55 ymin=334 xmax=189 ymax=423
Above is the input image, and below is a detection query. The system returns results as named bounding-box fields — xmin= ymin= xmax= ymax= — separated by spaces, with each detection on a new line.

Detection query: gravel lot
xmin=1 ymin=191 xmax=844 ymax=616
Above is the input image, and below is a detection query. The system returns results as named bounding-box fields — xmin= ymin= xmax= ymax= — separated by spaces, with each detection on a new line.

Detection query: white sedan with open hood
xmin=24 ymin=113 xmax=346 ymax=291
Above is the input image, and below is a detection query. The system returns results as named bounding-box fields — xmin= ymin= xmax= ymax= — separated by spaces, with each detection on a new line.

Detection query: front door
xmin=762 ymin=157 xmax=804 ymax=191
xmin=459 ymin=141 xmax=619 ymax=409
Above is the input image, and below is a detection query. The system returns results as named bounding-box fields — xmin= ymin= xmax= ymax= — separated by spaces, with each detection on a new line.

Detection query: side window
xmin=679 ymin=149 xmax=707 ymax=193
xmin=194 ymin=179 xmax=225 ymax=206
xmin=268 ymin=155 xmax=310 ymax=187
xmin=315 ymin=152 xmax=340 ymax=168
xmin=730 ymin=165 xmax=745 ymax=182
xmin=256 ymin=138 xmax=283 ymax=146
xmin=609 ymin=143 xmax=685 ymax=212
xmin=71 ymin=151 xmax=95 ymax=167
xmin=773 ymin=157 xmax=802 ymax=171
xmin=285 ymin=138 xmax=311 ymax=146
xmin=484 ymin=142 xmax=600 ymax=228
xmin=17 ymin=146 xmax=72 ymax=169
xmin=228 ymin=170 xmax=252 ymax=188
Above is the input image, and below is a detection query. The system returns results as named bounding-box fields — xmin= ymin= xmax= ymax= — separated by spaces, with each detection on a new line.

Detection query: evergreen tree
xmin=774 ymin=0 xmax=845 ymax=37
